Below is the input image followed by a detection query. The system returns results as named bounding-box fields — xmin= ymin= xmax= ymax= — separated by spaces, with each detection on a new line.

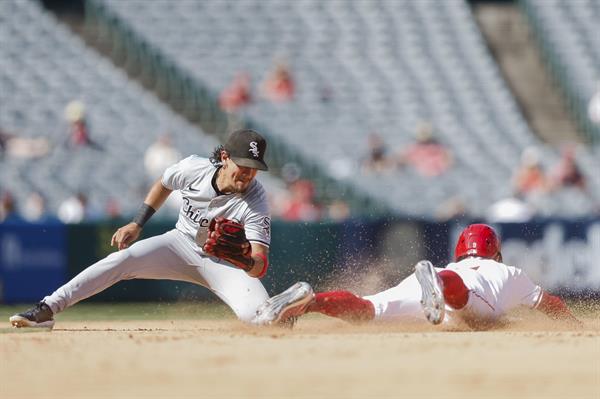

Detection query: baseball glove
xmin=203 ymin=217 xmax=254 ymax=272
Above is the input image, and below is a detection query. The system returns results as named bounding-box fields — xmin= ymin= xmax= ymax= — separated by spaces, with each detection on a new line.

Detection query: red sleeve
xmin=536 ymin=291 xmax=581 ymax=325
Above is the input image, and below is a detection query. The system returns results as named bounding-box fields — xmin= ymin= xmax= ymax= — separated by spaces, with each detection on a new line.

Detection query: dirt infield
xmin=2 ymin=309 xmax=599 ymax=399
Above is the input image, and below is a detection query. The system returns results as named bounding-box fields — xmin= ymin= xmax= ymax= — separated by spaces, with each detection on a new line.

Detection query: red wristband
xmin=254 ymin=252 xmax=268 ymax=278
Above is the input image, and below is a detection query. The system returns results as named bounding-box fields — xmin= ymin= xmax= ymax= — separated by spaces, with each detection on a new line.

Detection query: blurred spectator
xmin=0 ymin=130 xmax=7 ymax=154
xmin=512 ymin=147 xmax=549 ymax=196
xmin=487 ymin=196 xmax=534 ymax=223
xmin=361 ymin=133 xmax=393 ymax=174
xmin=280 ymin=180 xmax=321 ymax=221
xmin=144 ymin=134 xmax=182 ymax=180
xmin=328 ymin=157 xmax=354 ymax=180
xmin=57 ymin=193 xmax=92 ymax=224
xmin=22 ymin=191 xmax=50 ymax=222
xmin=281 ymin=162 xmax=302 ymax=183
xmin=262 ymin=61 xmax=294 ymax=103
xmin=435 ymin=196 xmax=467 ymax=221
xmin=105 ymin=198 xmax=123 ymax=221
xmin=219 ymin=72 xmax=252 ymax=112
xmin=326 ymin=199 xmax=350 ymax=221
xmin=0 ymin=191 xmax=22 ymax=223
xmin=397 ymin=122 xmax=453 ymax=177
xmin=0 ymin=128 xmax=50 ymax=159
xmin=549 ymin=145 xmax=586 ymax=191
xmin=64 ymin=100 xmax=102 ymax=150
xmin=588 ymin=86 xmax=600 ymax=125
xmin=267 ymin=189 xmax=291 ymax=221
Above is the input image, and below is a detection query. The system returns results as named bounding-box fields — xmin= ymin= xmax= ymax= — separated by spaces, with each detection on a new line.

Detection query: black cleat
xmin=10 ymin=302 xmax=55 ymax=329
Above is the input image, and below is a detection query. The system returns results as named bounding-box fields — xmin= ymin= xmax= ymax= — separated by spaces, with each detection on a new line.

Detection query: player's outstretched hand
xmin=111 ymin=222 xmax=142 ymax=250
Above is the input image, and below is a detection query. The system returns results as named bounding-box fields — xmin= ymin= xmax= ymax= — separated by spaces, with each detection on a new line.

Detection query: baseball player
xmin=10 ymin=129 xmax=273 ymax=329
xmin=253 ymin=224 xmax=581 ymax=328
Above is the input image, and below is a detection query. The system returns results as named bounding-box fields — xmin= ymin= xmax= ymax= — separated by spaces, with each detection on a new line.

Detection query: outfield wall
xmin=1 ymin=219 xmax=598 ymax=303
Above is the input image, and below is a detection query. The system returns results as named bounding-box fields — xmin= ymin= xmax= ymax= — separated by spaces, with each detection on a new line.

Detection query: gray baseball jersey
xmin=161 ymin=155 xmax=271 ymax=250
xmin=42 ymin=155 xmax=272 ymax=323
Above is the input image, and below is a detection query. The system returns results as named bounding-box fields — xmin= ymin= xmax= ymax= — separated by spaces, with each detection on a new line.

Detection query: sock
xmin=438 ymin=270 xmax=469 ymax=310
xmin=307 ymin=291 xmax=375 ymax=322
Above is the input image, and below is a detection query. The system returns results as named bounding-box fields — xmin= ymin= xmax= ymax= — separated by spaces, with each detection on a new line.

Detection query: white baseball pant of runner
xmin=364 ymin=266 xmax=518 ymax=325
xmin=363 ymin=270 xmax=433 ymax=322
xmin=364 ymin=271 xmax=464 ymax=325
xmin=42 ymin=229 xmax=269 ymax=323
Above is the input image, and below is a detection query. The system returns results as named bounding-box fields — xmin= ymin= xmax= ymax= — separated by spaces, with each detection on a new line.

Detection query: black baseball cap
xmin=224 ymin=129 xmax=268 ymax=171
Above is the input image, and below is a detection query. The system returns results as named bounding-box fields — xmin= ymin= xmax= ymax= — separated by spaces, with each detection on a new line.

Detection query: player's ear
xmin=220 ymin=150 xmax=230 ymax=165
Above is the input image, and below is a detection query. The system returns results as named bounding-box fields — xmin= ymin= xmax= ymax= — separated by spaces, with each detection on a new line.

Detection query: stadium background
xmin=0 ymin=0 xmax=599 ymax=398
xmin=1 ymin=0 xmax=599 ymax=303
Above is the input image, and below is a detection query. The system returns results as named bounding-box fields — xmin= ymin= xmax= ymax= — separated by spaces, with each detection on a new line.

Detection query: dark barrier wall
xmin=62 ymin=219 xmax=428 ymax=302
xmin=0 ymin=222 xmax=67 ymax=303
xmin=1 ymin=218 xmax=598 ymax=303
xmin=432 ymin=220 xmax=600 ymax=295
xmin=494 ymin=220 xmax=600 ymax=294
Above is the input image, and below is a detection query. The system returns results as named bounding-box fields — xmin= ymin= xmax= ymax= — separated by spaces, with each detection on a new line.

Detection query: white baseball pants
xmin=364 ymin=270 xmax=431 ymax=322
xmin=364 ymin=267 xmax=505 ymax=325
xmin=42 ymin=229 xmax=269 ymax=323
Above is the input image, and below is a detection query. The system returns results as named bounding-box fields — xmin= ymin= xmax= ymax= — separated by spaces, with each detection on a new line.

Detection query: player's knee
xmin=438 ymin=270 xmax=469 ymax=310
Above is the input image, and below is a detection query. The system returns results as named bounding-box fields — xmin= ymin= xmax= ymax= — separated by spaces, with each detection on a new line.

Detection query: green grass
xmin=0 ymin=302 xmax=235 ymax=322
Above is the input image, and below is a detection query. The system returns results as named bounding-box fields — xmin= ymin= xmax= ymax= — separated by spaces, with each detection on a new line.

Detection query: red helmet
xmin=454 ymin=224 xmax=502 ymax=262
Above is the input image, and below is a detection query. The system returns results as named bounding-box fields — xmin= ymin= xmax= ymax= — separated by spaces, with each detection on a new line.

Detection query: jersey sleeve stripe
xmin=249 ymin=239 xmax=270 ymax=247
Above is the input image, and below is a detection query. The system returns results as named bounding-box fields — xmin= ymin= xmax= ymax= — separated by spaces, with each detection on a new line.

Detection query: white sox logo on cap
xmin=225 ymin=129 xmax=268 ymax=170
xmin=249 ymin=141 xmax=260 ymax=158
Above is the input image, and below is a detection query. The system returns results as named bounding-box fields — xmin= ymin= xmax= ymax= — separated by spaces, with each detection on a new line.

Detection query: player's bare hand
xmin=111 ymin=223 xmax=142 ymax=250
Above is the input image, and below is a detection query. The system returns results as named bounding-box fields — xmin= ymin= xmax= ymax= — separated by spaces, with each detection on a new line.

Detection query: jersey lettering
xmin=182 ymin=197 xmax=203 ymax=223
xmin=261 ymin=216 xmax=271 ymax=239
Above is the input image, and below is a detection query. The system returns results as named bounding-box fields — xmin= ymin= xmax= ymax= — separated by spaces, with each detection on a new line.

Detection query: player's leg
xmin=305 ymin=291 xmax=375 ymax=322
xmin=303 ymin=266 xmax=443 ymax=324
xmin=364 ymin=271 xmax=426 ymax=322
xmin=415 ymin=262 xmax=496 ymax=326
xmin=198 ymin=257 xmax=271 ymax=323
xmin=415 ymin=261 xmax=471 ymax=324
xmin=43 ymin=230 xmax=196 ymax=312
xmin=10 ymin=230 xmax=195 ymax=328
xmin=255 ymin=268 xmax=434 ymax=326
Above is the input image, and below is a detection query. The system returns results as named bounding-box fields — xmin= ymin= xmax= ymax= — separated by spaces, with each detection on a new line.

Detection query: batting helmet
xmin=454 ymin=224 xmax=502 ymax=262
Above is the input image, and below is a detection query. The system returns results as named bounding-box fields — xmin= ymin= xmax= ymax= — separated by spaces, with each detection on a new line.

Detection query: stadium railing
xmin=519 ymin=0 xmax=600 ymax=145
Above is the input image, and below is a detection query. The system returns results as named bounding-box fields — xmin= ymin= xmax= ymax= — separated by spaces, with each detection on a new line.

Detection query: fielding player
xmin=254 ymin=224 xmax=581 ymax=328
xmin=11 ymin=129 xmax=273 ymax=329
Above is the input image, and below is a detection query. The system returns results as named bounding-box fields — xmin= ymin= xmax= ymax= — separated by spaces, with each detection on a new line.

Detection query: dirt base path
xmin=2 ymin=315 xmax=599 ymax=399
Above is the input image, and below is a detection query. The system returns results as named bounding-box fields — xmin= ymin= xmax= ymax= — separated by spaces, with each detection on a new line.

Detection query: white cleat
xmin=415 ymin=260 xmax=445 ymax=325
xmin=253 ymin=282 xmax=315 ymax=326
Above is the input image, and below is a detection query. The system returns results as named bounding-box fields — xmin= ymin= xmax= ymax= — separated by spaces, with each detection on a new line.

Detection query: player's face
xmin=221 ymin=157 xmax=258 ymax=193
